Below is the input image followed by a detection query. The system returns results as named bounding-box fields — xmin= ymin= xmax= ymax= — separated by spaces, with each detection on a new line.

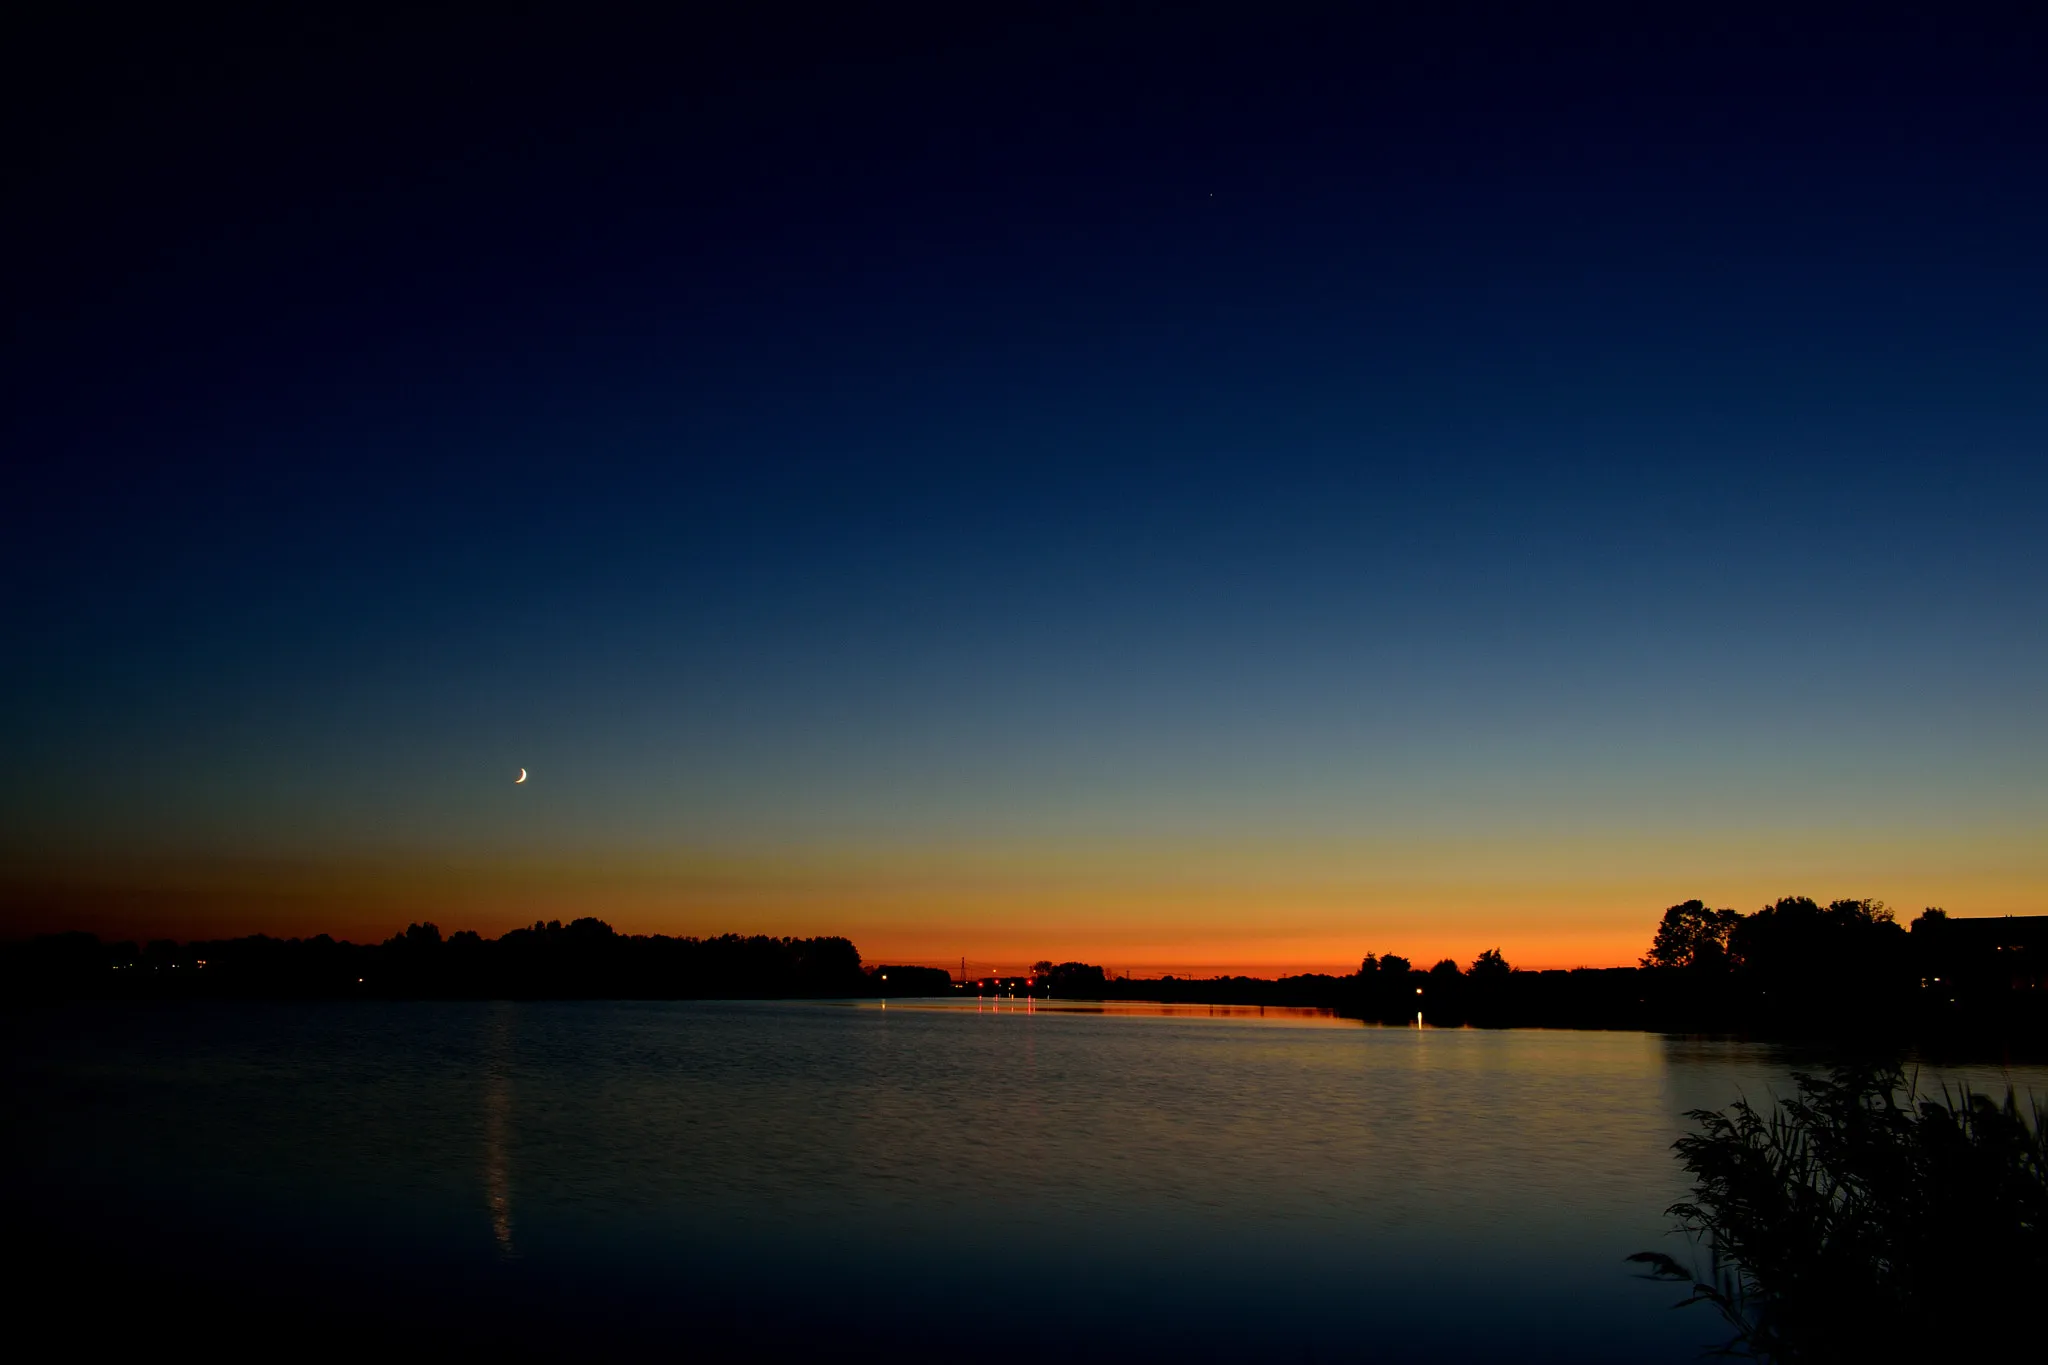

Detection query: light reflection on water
xmin=9 ymin=1001 xmax=2045 ymax=1362
xmin=880 ymin=997 xmax=1355 ymax=1023
xmin=483 ymin=1001 xmax=516 ymax=1258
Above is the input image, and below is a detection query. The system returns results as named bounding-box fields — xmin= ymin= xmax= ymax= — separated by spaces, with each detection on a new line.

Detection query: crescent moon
xmin=515 ymin=768 xmax=527 ymax=784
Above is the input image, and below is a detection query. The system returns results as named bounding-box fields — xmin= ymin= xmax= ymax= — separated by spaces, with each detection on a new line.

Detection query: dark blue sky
xmin=6 ymin=7 xmax=2045 ymax=963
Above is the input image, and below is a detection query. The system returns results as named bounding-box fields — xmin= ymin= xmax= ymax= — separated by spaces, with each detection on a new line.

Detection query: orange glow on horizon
xmin=6 ymin=823 xmax=2044 ymax=975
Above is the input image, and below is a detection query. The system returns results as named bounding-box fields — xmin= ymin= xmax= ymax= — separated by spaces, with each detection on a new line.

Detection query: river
xmin=9 ymin=999 xmax=2041 ymax=1361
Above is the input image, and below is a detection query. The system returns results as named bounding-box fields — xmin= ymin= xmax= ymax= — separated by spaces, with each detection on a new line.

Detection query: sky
xmin=5 ymin=7 xmax=2046 ymax=970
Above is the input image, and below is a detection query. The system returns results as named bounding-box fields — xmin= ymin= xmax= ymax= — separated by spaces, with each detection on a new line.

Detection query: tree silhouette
xmin=1469 ymin=948 xmax=1511 ymax=981
xmin=1642 ymin=900 xmax=1740 ymax=971
xmin=1041 ymin=962 xmax=1108 ymax=995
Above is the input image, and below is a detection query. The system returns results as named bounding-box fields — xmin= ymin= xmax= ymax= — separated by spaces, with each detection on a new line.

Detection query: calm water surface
xmin=10 ymin=1000 xmax=2043 ymax=1361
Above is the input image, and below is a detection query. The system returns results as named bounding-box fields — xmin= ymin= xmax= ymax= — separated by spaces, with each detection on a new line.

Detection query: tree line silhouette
xmin=4 ymin=918 xmax=881 ymax=999
xmin=1052 ymin=898 xmax=2042 ymax=1038
xmin=5 ymin=896 xmax=2041 ymax=1038
xmin=1634 ymin=896 xmax=2045 ymax=1038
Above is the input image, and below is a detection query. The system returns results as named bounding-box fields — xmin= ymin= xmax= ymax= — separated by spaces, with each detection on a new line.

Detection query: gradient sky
xmin=5 ymin=9 xmax=2046 ymax=969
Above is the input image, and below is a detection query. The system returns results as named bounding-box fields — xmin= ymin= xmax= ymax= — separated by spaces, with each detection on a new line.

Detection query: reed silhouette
xmin=1632 ymin=1065 xmax=2047 ymax=1362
